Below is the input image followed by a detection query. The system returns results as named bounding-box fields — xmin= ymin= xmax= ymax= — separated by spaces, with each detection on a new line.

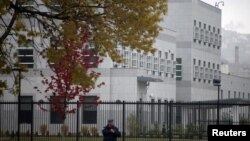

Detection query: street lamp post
xmin=215 ymin=1 xmax=224 ymax=8
xmin=12 ymin=68 xmax=21 ymax=141
xmin=213 ymin=79 xmax=221 ymax=125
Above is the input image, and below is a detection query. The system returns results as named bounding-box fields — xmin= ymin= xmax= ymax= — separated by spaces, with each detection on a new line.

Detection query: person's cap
xmin=108 ymin=118 xmax=114 ymax=123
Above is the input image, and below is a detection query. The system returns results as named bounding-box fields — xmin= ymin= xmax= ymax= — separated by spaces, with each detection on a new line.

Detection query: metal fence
xmin=0 ymin=101 xmax=250 ymax=141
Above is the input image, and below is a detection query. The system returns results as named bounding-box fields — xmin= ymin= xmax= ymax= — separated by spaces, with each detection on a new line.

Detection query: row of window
xmin=194 ymin=20 xmax=220 ymax=34
xmin=193 ymin=66 xmax=220 ymax=80
xmin=114 ymin=49 xmax=176 ymax=76
xmin=220 ymin=90 xmax=250 ymax=100
xmin=17 ymin=40 xmax=99 ymax=69
xmin=19 ymin=96 xmax=97 ymax=124
xmin=193 ymin=59 xmax=220 ymax=70
xmin=176 ymin=58 xmax=182 ymax=81
xmin=18 ymin=41 xmax=34 ymax=68
xmin=193 ymin=20 xmax=221 ymax=48
xmin=193 ymin=59 xmax=220 ymax=82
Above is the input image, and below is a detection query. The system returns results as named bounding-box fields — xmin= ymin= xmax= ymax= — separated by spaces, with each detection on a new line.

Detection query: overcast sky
xmin=201 ymin=0 xmax=250 ymax=34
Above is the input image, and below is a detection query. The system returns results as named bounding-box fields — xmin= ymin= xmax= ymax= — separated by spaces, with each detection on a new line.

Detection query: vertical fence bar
xmin=76 ymin=101 xmax=79 ymax=141
xmin=122 ymin=101 xmax=125 ymax=141
xmin=0 ymin=102 xmax=1 ymax=138
xmin=18 ymin=90 xmax=20 ymax=141
xmin=217 ymin=85 xmax=220 ymax=125
xmin=31 ymin=101 xmax=34 ymax=141
xmin=169 ymin=101 xmax=172 ymax=141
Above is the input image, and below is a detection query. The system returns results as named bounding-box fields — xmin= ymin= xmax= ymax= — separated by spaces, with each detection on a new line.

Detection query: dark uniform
xmin=102 ymin=123 xmax=121 ymax=141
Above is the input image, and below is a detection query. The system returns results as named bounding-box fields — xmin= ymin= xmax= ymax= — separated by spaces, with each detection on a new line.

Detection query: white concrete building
xmin=0 ymin=27 xmax=177 ymax=103
xmin=163 ymin=0 xmax=222 ymax=101
xmin=220 ymin=73 xmax=250 ymax=100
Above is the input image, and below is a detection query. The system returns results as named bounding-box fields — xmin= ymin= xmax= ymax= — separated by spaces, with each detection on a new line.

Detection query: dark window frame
xmin=20 ymin=96 xmax=33 ymax=124
xmin=82 ymin=96 xmax=98 ymax=124
xmin=50 ymin=96 xmax=65 ymax=124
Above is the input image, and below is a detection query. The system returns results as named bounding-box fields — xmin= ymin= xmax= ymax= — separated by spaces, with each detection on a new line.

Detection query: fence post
xmin=169 ymin=101 xmax=173 ymax=141
xmin=0 ymin=102 xmax=1 ymax=137
xmin=31 ymin=100 xmax=34 ymax=141
xmin=198 ymin=102 xmax=201 ymax=139
xmin=76 ymin=101 xmax=79 ymax=141
xmin=122 ymin=101 xmax=125 ymax=141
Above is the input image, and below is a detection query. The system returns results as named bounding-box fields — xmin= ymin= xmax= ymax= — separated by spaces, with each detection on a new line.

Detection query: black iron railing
xmin=0 ymin=101 xmax=250 ymax=141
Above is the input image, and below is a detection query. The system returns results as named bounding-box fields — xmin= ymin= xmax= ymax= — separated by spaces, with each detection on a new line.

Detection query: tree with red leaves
xmin=34 ymin=24 xmax=104 ymax=117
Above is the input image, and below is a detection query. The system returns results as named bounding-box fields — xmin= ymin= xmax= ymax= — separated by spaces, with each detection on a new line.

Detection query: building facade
xmin=0 ymin=27 xmax=177 ymax=103
xmin=163 ymin=0 xmax=222 ymax=101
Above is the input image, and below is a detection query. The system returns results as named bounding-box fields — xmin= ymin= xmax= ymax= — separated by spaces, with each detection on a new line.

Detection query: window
xmin=147 ymin=56 xmax=152 ymax=70
xmin=176 ymin=106 xmax=181 ymax=124
xmin=88 ymin=39 xmax=95 ymax=49
xmin=176 ymin=71 xmax=182 ymax=76
xmin=208 ymin=62 xmax=210 ymax=68
xmin=18 ymin=41 xmax=34 ymax=68
xmin=165 ymin=52 xmax=168 ymax=59
xmin=217 ymin=28 xmax=220 ymax=34
xmin=132 ymin=53 xmax=137 ymax=67
xmin=243 ymin=93 xmax=245 ymax=99
xmin=124 ymin=51 xmax=130 ymax=67
xmin=213 ymin=27 xmax=215 ymax=32
xmin=176 ymin=65 xmax=182 ymax=70
xmin=85 ymin=49 xmax=99 ymax=68
xmin=198 ymin=60 xmax=201 ymax=66
xmin=171 ymin=54 xmax=174 ymax=60
xmin=176 ymin=77 xmax=182 ymax=81
xmin=228 ymin=91 xmax=231 ymax=99
xmin=203 ymin=61 xmax=206 ymax=67
xmin=213 ymin=63 xmax=215 ymax=69
xmin=50 ymin=97 xmax=64 ymax=124
xmin=158 ymin=51 xmax=162 ymax=58
xmin=204 ymin=24 xmax=206 ymax=29
xmin=238 ymin=92 xmax=241 ymax=98
xmin=160 ymin=59 xmax=165 ymax=72
xmin=139 ymin=54 xmax=144 ymax=68
xmin=193 ymin=59 xmax=196 ymax=65
xmin=234 ymin=91 xmax=236 ymax=98
xmin=248 ymin=93 xmax=250 ymax=100
xmin=208 ymin=25 xmax=211 ymax=31
xmin=82 ymin=96 xmax=98 ymax=124
xmin=176 ymin=58 xmax=182 ymax=64
xmin=194 ymin=20 xmax=196 ymax=26
xmin=217 ymin=64 xmax=220 ymax=70
xmin=20 ymin=96 xmax=33 ymax=123
xmin=153 ymin=57 xmax=158 ymax=71
xmin=199 ymin=22 xmax=201 ymax=27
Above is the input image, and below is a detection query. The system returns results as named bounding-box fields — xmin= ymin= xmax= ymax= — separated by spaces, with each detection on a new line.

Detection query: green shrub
xmin=239 ymin=118 xmax=249 ymax=125
xmin=81 ymin=126 xmax=89 ymax=136
xmin=148 ymin=123 xmax=161 ymax=138
xmin=184 ymin=124 xmax=197 ymax=139
xmin=5 ymin=130 xmax=10 ymax=137
xmin=90 ymin=127 xmax=98 ymax=136
xmin=61 ymin=124 xmax=69 ymax=136
xmin=127 ymin=113 xmax=141 ymax=137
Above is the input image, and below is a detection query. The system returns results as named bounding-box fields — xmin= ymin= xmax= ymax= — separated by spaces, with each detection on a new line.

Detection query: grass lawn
xmin=0 ymin=137 xmax=206 ymax=141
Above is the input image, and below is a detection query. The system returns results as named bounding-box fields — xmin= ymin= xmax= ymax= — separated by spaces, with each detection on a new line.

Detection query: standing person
xmin=102 ymin=118 xmax=121 ymax=141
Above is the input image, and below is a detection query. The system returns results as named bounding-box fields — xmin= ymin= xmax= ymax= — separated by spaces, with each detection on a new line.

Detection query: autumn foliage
xmin=34 ymin=29 xmax=104 ymax=116
xmin=1 ymin=0 xmax=167 ymax=114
